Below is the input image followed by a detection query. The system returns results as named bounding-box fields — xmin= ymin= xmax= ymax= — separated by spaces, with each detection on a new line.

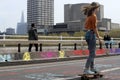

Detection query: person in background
xmin=103 ymin=32 xmax=112 ymax=49
xmin=83 ymin=2 xmax=102 ymax=74
xmin=28 ymin=23 xmax=38 ymax=52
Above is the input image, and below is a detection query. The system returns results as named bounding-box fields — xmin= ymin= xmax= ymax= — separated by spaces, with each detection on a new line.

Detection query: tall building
xmin=27 ymin=0 xmax=54 ymax=33
xmin=64 ymin=3 xmax=104 ymax=22
xmin=16 ymin=12 xmax=27 ymax=35
xmin=50 ymin=3 xmax=108 ymax=34
xmin=63 ymin=3 xmax=106 ymax=32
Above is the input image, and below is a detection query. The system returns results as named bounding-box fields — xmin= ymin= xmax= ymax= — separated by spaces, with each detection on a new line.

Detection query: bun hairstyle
xmin=82 ymin=2 xmax=100 ymax=16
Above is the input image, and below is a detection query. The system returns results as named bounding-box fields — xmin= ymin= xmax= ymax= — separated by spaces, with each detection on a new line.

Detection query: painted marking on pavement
xmin=23 ymin=52 xmax=31 ymax=61
xmin=0 ymin=56 xmax=119 ymax=73
xmin=0 ymin=61 xmax=85 ymax=72
xmin=101 ymin=67 xmax=120 ymax=73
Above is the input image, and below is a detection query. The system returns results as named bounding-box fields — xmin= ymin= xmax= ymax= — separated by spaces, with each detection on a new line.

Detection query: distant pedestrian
xmin=103 ymin=32 xmax=112 ymax=49
xmin=83 ymin=2 xmax=102 ymax=74
xmin=28 ymin=23 xmax=38 ymax=52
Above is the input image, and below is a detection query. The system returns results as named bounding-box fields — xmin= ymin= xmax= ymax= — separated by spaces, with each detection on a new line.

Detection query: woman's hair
xmin=82 ymin=2 xmax=100 ymax=17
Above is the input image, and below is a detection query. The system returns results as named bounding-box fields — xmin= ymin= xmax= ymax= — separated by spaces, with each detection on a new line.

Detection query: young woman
xmin=83 ymin=2 xmax=102 ymax=74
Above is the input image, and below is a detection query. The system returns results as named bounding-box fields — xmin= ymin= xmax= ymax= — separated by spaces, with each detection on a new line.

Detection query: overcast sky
xmin=0 ymin=0 xmax=120 ymax=32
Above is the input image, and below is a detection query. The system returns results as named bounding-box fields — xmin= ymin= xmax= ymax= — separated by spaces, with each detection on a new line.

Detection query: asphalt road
xmin=0 ymin=55 xmax=120 ymax=80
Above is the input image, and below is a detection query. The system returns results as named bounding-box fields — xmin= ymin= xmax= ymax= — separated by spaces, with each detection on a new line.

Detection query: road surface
xmin=0 ymin=55 xmax=119 ymax=80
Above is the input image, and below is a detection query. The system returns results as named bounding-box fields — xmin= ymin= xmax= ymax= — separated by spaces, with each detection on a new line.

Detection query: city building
xmin=16 ymin=12 xmax=27 ymax=35
xmin=111 ymin=23 xmax=120 ymax=29
xmin=6 ymin=28 xmax=15 ymax=35
xmin=99 ymin=18 xmax=111 ymax=31
xmin=64 ymin=3 xmax=105 ymax=31
xmin=49 ymin=2 xmax=117 ymax=34
xmin=64 ymin=3 xmax=104 ymax=22
xmin=27 ymin=0 xmax=54 ymax=33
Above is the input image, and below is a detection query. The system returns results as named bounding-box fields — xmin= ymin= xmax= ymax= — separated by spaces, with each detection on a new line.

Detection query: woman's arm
xmin=93 ymin=28 xmax=101 ymax=40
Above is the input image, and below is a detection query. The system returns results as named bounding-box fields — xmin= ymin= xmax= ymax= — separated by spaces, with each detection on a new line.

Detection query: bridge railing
xmin=0 ymin=39 xmax=84 ymax=52
xmin=0 ymin=35 xmax=120 ymax=53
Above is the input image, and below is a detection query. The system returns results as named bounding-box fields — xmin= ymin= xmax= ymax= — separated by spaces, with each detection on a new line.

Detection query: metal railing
xmin=0 ymin=35 xmax=120 ymax=53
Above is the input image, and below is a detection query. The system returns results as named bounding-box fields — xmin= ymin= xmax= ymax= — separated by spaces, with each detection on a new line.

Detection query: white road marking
xmin=101 ymin=67 xmax=120 ymax=73
xmin=0 ymin=56 xmax=119 ymax=73
xmin=0 ymin=61 xmax=85 ymax=72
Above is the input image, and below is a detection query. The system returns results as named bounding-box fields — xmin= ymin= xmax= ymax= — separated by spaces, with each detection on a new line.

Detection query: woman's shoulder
xmin=90 ymin=14 xmax=96 ymax=18
xmin=88 ymin=14 xmax=97 ymax=20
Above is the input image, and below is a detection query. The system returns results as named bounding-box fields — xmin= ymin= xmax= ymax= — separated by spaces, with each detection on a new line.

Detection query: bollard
xmin=99 ymin=42 xmax=102 ymax=49
xmin=118 ymin=43 xmax=120 ymax=48
xmin=58 ymin=43 xmax=61 ymax=51
xmin=40 ymin=43 xmax=42 ymax=51
xmin=74 ymin=43 xmax=77 ymax=50
xmin=18 ymin=43 xmax=21 ymax=52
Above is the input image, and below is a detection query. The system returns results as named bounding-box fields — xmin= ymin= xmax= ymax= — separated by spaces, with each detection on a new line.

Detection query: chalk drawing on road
xmin=23 ymin=52 xmax=31 ymax=61
xmin=0 ymin=54 xmax=12 ymax=62
xmin=25 ymin=73 xmax=65 ymax=80
xmin=59 ymin=50 xmax=65 ymax=58
xmin=40 ymin=52 xmax=57 ymax=58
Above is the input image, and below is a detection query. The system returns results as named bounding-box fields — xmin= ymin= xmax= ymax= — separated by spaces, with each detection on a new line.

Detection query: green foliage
xmin=48 ymin=33 xmax=58 ymax=36
xmin=4 ymin=29 xmax=120 ymax=40
xmin=73 ymin=31 xmax=85 ymax=37
xmin=98 ymin=31 xmax=105 ymax=37
xmin=109 ymin=29 xmax=120 ymax=38
xmin=59 ymin=32 xmax=69 ymax=36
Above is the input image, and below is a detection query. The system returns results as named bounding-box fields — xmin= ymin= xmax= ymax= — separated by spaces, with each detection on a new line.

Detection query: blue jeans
xmin=85 ymin=30 xmax=96 ymax=69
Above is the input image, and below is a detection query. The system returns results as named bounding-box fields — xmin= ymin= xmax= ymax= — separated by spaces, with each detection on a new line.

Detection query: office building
xmin=27 ymin=0 xmax=54 ymax=33
xmin=50 ymin=3 xmax=112 ymax=34
xmin=6 ymin=28 xmax=15 ymax=35
xmin=64 ymin=3 xmax=104 ymax=22
xmin=111 ymin=23 xmax=120 ymax=29
xmin=17 ymin=12 xmax=27 ymax=35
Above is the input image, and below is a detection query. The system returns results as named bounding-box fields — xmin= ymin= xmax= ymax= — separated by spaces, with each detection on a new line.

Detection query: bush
xmin=59 ymin=32 xmax=69 ymax=36
xmin=74 ymin=31 xmax=85 ymax=37
xmin=109 ymin=29 xmax=120 ymax=38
